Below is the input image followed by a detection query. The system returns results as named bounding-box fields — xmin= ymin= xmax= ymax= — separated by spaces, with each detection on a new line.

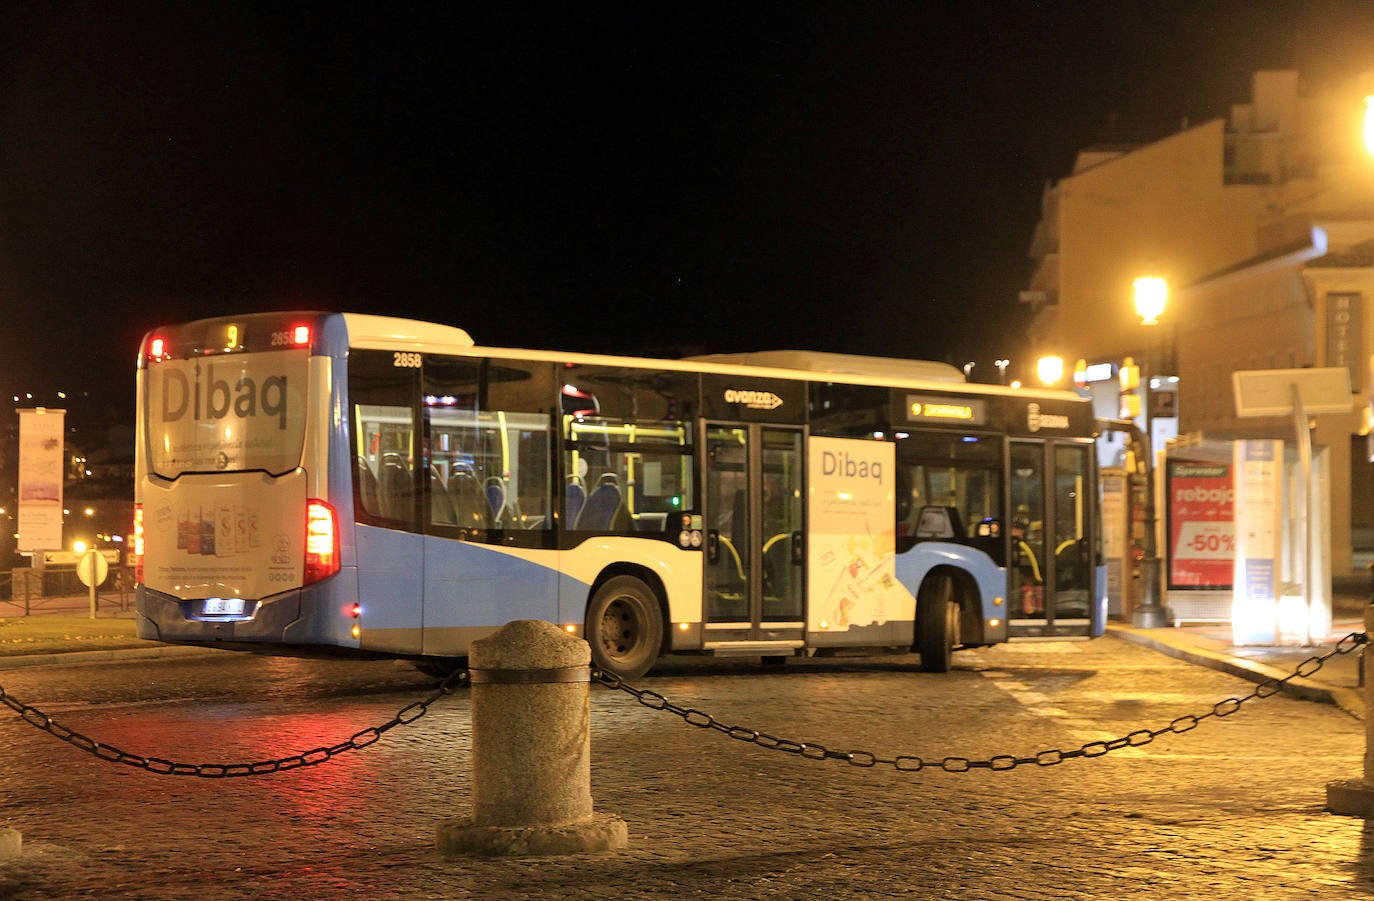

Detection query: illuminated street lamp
xmin=1035 ymin=355 xmax=1064 ymax=386
xmin=995 ymin=358 xmax=1010 ymax=384
xmin=1131 ymin=276 xmax=1170 ymax=629
xmin=1133 ymin=276 xmax=1167 ymax=325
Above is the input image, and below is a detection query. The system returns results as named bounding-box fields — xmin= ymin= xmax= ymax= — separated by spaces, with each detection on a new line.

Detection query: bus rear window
xmin=145 ymin=349 xmax=310 ymax=477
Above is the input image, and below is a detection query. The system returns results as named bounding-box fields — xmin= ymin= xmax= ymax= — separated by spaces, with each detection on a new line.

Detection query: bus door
xmin=1008 ymin=439 xmax=1095 ymax=637
xmin=702 ymin=423 xmax=805 ymax=654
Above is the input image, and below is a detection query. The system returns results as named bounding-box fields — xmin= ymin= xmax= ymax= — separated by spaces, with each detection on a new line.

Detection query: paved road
xmin=0 ymin=635 xmax=1368 ymax=899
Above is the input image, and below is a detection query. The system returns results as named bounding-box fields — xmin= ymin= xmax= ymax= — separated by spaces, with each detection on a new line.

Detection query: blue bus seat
xmin=577 ymin=477 xmax=623 ymax=530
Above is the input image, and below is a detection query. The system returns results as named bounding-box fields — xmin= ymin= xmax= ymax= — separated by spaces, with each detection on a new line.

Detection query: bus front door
xmin=1009 ymin=439 xmax=1096 ymax=638
xmin=703 ymin=424 xmax=806 ymax=656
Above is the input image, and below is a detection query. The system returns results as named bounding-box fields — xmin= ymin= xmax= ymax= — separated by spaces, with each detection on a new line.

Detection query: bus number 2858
xmin=393 ymin=352 xmax=422 ymax=368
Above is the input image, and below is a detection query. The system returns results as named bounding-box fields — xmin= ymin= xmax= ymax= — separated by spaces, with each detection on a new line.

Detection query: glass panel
xmin=564 ymin=417 xmax=694 ymax=534
xmin=1010 ymin=443 xmax=1046 ymax=617
xmin=425 ymin=357 xmax=555 ymax=535
xmin=705 ymin=426 xmax=749 ymax=623
xmin=350 ymin=350 xmax=419 ymax=531
xmin=1053 ymin=444 xmax=1092 ymax=618
xmin=147 ymin=349 xmax=310 ymax=477
xmin=894 ymin=432 xmax=1003 ymax=558
xmin=761 ymin=429 xmax=803 ymax=622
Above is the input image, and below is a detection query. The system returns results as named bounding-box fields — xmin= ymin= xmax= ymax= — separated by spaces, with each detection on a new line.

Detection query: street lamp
xmin=995 ymin=358 xmax=1010 ymax=384
xmin=1036 ymin=355 xmax=1064 ymax=386
xmin=1131 ymin=276 xmax=1170 ymax=628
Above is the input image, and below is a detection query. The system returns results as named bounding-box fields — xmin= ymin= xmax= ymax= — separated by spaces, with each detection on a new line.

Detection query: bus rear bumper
xmin=136 ymin=585 xmax=304 ymax=644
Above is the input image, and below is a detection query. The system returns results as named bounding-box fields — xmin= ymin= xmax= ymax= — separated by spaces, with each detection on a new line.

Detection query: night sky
xmin=3 ymin=3 xmax=1374 ymax=416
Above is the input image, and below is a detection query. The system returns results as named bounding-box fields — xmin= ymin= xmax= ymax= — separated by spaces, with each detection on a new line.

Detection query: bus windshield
xmin=144 ymin=349 xmax=310 ymax=477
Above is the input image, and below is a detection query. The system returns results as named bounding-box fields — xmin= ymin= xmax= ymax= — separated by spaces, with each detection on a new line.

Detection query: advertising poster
xmin=1166 ymin=460 xmax=1234 ymax=590
xmin=1231 ymin=439 xmax=1282 ymax=645
xmin=806 ymin=436 xmax=911 ymax=632
xmin=17 ymin=408 xmax=65 ymax=552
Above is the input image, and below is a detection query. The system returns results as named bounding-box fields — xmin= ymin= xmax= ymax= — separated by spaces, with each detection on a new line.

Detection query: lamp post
xmin=1131 ymin=276 xmax=1170 ymax=628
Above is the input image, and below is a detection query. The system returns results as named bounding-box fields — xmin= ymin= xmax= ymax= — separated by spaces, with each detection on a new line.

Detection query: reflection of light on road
xmin=84 ymin=707 xmax=395 ymax=819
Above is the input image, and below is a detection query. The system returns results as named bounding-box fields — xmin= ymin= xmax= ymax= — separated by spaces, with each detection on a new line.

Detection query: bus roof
xmin=684 ymin=350 xmax=966 ymax=383
xmin=341 ymin=313 xmax=474 ymax=349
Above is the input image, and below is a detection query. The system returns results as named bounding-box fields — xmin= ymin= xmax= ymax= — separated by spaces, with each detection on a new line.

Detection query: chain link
xmin=0 ymin=668 xmax=470 ymax=777
xmin=3 ymin=630 xmax=1367 ymax=779
xmin=594 ymin=630 xmax=1369 ymax=774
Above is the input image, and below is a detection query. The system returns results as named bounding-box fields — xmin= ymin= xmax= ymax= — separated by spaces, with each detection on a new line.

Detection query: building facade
xmin=1024 ymin=70 xmax=1374 ymax=578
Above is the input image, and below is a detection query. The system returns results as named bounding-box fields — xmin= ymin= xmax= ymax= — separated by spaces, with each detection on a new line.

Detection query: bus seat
xmin=356 ymin=457 xmax=380 ymax=516
xmin=447 ymin=468 xmax=488 ymax=529
xmin=484 ymin=477 xmax=507 ymax=525
xmin=378 ymin=458 xmax=413 ymax=521
xmin=429 ymin=464 xmax=456 ymax=525
xmin=914 ymin=506 xmax=963 ymax=539
xmin=577 ymin=479 xmax=623 ymax=530
xmin=565 ymin=478 xmax=587 ymax=526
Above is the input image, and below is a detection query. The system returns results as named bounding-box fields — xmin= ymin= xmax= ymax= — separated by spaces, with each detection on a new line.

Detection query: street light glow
xmin=1365 ymin=95 xmax=1374 ymax=156
xmin=1134 ymin=277 xmax=1168 ymax=325
xmin=1036 ymin=355 xmax=1064 ymax=386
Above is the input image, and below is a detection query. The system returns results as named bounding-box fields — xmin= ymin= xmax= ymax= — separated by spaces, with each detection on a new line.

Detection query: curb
xmin=0 ymin=644 xmax=225 ymax=671
xmin=1107 ymin=624 xmax=1366 ymax=721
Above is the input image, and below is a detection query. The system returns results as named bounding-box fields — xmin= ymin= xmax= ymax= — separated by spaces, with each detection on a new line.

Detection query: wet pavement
xmin=0 ymin=589 xmax=1369 ymax=717
xmin=0 ymin=590 xmax=1370 ymax=898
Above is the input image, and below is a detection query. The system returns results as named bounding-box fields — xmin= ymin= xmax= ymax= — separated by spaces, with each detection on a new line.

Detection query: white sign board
xmin=1232 ymin=368 xmax=1351 ymax=418
xmin=17 ymin=408 xmax=65 ymax=552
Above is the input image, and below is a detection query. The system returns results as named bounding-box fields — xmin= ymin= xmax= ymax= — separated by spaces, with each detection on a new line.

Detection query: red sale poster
xmin=1166 ymin=460 xmax=1234 ymax=590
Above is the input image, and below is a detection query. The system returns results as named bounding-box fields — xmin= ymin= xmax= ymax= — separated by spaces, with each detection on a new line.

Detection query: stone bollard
xmin=0 ymin=826 xmax=19 ymax=860
xmin=436 ymin=619 xmax=628 ymax=856
xmin=1326 ymin=601 xmax=1374 ymax=817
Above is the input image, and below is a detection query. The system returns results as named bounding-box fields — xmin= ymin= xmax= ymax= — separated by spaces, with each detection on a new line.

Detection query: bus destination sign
xmin=906 ymin=395 xmax=986 ymax=425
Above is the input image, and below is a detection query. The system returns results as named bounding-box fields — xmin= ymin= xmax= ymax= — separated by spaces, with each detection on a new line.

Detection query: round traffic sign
xmin=77 ymin=550 xmax=109 ymax=588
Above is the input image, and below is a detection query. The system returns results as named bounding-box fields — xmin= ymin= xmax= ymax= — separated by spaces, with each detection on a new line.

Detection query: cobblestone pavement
xmin=0 ymin=634 xmax=1368 ymax=899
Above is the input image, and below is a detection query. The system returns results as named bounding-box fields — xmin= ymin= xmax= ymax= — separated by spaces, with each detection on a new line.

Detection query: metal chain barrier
xmin=0 ymin=669 xmax=470 ymax=777
xmin=594 ymin=630 xmax=1369 ymax=774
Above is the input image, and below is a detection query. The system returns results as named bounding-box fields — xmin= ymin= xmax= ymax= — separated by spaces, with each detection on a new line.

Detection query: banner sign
xmin=1232 ymin=439 xmax=1282 ymax=645
xmin=17 ymin=408 xmax=65 ymax=552
xmin=806 ymin=436 xmax=911 ymax=632
xmin=1165 ymin=460 xmax=1234 ymax=590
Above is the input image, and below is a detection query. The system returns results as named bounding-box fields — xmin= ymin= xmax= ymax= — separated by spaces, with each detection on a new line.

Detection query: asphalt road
xmin=0 ymin=636 xmax=1368 ymax=899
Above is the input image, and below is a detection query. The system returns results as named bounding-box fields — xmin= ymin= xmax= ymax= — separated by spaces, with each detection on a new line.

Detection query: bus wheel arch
xmin=585 ymin=567 xmax=668 ymax=681
xmin=915 ymin=566 xmax=981 ymax=673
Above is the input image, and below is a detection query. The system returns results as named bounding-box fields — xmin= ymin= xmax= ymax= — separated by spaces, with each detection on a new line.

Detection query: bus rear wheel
xmin=917 ymin=574 xmax=960 ymax=673
xmin=587 ymin=575 xmax=664 ymax=681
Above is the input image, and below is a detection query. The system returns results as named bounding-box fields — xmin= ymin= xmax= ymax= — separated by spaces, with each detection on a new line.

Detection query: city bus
xmin=133 ymin=312 xmax=1104 ymax=679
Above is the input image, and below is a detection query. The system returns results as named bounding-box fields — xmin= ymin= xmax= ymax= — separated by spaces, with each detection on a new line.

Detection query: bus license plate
xmin=204 ymin=598 xmax=245 ymax=616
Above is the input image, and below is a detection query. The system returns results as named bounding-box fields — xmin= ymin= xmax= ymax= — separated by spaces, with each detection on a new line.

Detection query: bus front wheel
xmin=917 ymin=574 xmax=960 ymax=673
xmin=587 ymin=576 xmax=664 ymax=681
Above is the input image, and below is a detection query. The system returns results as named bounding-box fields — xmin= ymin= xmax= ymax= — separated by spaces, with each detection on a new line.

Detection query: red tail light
xmin=132 ymin=504 xmax=145 ymax=584
xmin=304 ymin=499 xmax=339 ymax=585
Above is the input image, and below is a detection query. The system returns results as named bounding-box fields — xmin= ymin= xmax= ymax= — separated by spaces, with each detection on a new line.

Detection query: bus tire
xmin=586 ymin=575 xmax=664 ymax=681
xmin=917 ymin=574 xmax=960 ymax=673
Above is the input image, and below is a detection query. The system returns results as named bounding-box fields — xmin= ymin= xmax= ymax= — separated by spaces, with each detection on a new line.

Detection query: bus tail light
xmin=304 ymin=499 xmax=339 ymax=585
xmin=132 ymin=504 xmax=145 ymax=584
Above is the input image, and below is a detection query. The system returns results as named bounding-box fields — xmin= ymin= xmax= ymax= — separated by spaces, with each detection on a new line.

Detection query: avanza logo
xmin=724 ymin=388 xmax=783 ymax=411
xmin=161 ymin=363 xmax=290 ymax=429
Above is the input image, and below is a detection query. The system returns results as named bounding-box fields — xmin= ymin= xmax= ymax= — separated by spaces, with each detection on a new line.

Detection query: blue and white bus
xmin=134 ymin=312 xmax=1104 ymax=678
